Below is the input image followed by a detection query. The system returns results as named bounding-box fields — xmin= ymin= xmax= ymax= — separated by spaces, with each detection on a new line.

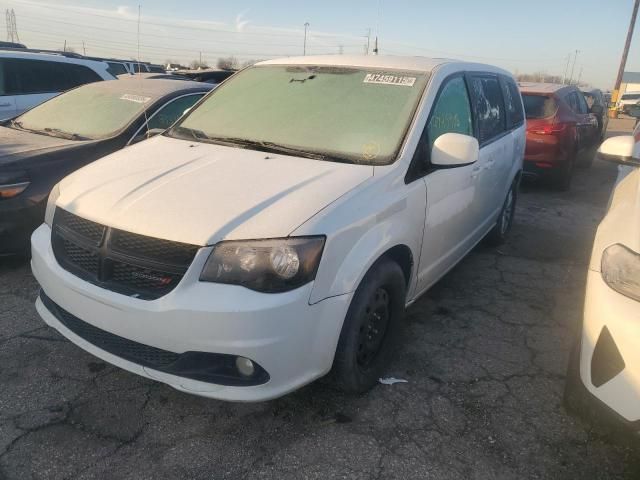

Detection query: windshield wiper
xmin=200 ymin=136 xmax=353 ymax=164
xmin=42 ymin=128 xmax=89 ymax=141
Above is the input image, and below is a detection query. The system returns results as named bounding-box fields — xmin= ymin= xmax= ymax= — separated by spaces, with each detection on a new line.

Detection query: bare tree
xmin=217 ymin=56 xmax=237 ymax=70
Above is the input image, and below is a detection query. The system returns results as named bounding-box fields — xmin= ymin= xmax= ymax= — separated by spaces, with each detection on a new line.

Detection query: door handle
xmin=0 ymin=102 xmax=11 ymax=107
xmin=471 ymin=166 xmax=482 ymax=178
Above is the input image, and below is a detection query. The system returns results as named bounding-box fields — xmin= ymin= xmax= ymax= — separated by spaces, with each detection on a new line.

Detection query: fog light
xmin=235 ymin=357 xmax=255 ymax=377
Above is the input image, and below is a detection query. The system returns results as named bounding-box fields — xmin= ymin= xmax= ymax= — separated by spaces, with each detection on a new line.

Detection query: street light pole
xmin=613 ymin=0 xmax=640 ymax=106
xmin=303 ymin=22 xmax=310 ymax=56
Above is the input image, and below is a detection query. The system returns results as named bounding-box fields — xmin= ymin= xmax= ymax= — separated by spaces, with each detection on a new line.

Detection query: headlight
xmin=601 ymin=244 xmax=640 ymax=302
xmin=0 ymin=170 xmax=30 ymax=200
xmin=44 ymin=183 xmax=61 ymax=227
xmin=200 ymin=237 xmax=325 ymax=293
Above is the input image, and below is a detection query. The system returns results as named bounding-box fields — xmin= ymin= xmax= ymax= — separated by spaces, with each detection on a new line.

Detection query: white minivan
xmin=0 ymin=51 xmax=114 ymax=120
xmin=31 ymin=56 xmax=525 ymax=401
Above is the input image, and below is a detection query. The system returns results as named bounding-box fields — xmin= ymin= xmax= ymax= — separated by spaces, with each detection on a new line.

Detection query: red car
xmin=520 ymin=83 xmax=601 ymax=190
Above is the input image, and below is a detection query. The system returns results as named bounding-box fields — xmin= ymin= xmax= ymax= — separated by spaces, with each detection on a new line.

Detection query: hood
xmin=589 ymin=166 xmax=640 ymax=271
xmin=0 ymin=126 xmax=79 ymax=165
xmin=57 ymin=136 xmax=373 ymax=245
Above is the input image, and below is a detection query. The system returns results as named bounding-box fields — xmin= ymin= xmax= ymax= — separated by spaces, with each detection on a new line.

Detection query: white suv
xmin=31 ymin=55 xmax=525 ymax=401
xmin=0 ymin=50 xmax=114 ymax=120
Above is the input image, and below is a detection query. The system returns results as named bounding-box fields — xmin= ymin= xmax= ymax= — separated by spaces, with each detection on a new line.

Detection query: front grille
xmin=40 ymin=291 xmax=180 ymax=368
xmin=52 ymin=208 xmax=199 ymax=300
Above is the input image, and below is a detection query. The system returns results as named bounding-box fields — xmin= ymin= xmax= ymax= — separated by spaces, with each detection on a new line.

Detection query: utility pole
xmin=568 ymin=49 xmax=579 ymax=85
xmin=63 ymin=40 xmax=67 ymax=52
xmin=199 ymin=51 xmax=202 ymax=66
xmin=83 ymin=41 xmax=86 ymax=56
xmin=613 ymin=0 xmax=640 ymax=106
xmin=303 ymin=22 xmax=310 ymax=55
xmin=373 ymin=36 xmax=378 ymax=55
xmin=366 ymin=28 xmax=371 ymax=55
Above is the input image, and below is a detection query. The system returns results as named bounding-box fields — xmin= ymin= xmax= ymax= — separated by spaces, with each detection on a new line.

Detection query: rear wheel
xmin=331 ymin=258 xmax=406 ymax=393
xmin=486 ymin=181 xmax=517 ymax=246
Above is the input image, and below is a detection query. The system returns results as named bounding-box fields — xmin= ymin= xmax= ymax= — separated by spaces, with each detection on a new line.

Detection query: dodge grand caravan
xmin=31 ymin=56 xmax=525 ymax=401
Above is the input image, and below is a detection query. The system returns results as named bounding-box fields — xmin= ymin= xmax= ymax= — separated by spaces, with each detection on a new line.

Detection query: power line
xmin=9 ymin=0 xmax=363 ymax=41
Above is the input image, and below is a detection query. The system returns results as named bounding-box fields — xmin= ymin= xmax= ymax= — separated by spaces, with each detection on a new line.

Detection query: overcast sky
xmin=4 ymin=0 xmax=639 ymax=89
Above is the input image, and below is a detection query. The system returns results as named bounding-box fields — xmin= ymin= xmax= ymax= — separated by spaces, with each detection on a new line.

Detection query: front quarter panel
xmin=293 ymin=171 xmax=427 ymax=305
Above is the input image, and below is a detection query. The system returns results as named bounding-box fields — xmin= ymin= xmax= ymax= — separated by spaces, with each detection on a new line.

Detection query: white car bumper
xmin=31 ymin=224 xmax=351 ymax=401
xmin=580 ymin=269 xmax=640 ymax=423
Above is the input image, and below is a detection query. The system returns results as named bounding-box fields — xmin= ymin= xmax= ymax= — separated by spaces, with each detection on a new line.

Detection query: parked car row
xmin=3 ymin=52 xmax=633 ymax=433
xmin=0 ymin=49 xmax=237 ymax=121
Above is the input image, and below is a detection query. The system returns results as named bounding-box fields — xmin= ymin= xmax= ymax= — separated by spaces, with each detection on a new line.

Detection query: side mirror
xmin=597 ymin=135 xmax=640 ymax=167
xmin=431 ymin=133 xmax=479 ymax=167
xmin=590 ymin=104 xmax=604 ymax=115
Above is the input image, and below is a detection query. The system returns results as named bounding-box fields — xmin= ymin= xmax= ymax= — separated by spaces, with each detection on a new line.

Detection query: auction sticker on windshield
xmin=364 ymin=73 xmax=417 ymax=87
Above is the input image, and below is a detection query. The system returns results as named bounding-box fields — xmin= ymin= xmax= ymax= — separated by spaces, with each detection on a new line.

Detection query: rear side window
xmin=622 ymin=93 xmax=640 ymax=100
xmin=2 ymin=58 xmax=101 ymax=95
xmin=426 ymin=76 xmax=473 ymax=151
xmin=499 ymin=76 xmax=524 ymax=129
xmin=107 ymin=62 xmax=128 ymax=76
xmin=522 ymin=94 xmax=557 ymax=119
xmin=64 ymin=64 xmax=102 ymax=89
xmin=468 ymin=74 xmax=505 ymax=143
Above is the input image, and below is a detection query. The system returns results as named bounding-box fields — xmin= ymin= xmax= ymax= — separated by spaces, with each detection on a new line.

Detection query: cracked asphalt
xmin=2 ymin=118 xmax=640 ymax=480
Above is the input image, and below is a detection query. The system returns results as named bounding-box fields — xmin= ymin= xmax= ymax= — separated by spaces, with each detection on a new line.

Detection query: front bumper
xmin=579 ymin=269 xmax=640 ymax=424
xmin=31 ymin=224 xmax=351 ymax=401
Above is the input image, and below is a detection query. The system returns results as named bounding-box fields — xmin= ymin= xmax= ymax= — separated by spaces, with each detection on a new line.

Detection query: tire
xmin=331 ymin=258 xmax=406 ymax=393
xmin=486 ymin=181 xmax=517 ymax=246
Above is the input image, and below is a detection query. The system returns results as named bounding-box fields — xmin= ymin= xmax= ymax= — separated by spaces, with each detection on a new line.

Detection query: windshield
xmin=13 ymin=85 xmax=154 ymax=140
xmin=522 ymin=94 xmax=557 ymax=119
xmin=168 ymin=65 xmax=429 ymax=165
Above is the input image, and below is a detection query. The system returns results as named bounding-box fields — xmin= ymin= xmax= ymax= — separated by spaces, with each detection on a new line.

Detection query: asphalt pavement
xmin=1 ymin=118 xmax=639 ymax=479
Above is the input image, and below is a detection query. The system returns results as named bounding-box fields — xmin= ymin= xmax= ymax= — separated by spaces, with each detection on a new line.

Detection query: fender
xmin=292 ymin=172 xmax=427 ymax=305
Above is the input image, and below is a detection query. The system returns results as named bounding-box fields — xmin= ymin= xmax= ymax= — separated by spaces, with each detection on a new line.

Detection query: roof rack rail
xmin=0 ymin=47 xmax=87 ymax=59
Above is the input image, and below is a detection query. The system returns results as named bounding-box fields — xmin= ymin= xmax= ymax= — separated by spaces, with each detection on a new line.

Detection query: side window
xmin=499 ymin=76 xmax=524 ymax=129
xmin=107 ymin=62 xmax=128 ymax=76
xmin=63 ymin=64 xmax=102 ymax=89
xmin=3 ymin=59 xmax=78 ymax=95
xmin=575 ymin=92 xmax=589 ymax=114
xmin=565 ymin=92 xmax=579 ymax=113
xmin=146 ymin=94 xmax=204 ymax=131
xmin=426 ymin=76 xmax=473 ymax=151
xmin=0 ymin=59 xmax=5 ymax=95
xmin=468 ymin=74 xmax=505 ymax=144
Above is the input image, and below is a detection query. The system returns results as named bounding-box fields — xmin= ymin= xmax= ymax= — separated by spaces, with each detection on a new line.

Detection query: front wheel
xmin=331 ymin=258 xmax=406 ymax=393
xmin=486 ymin=181 xmax=517 ymax=246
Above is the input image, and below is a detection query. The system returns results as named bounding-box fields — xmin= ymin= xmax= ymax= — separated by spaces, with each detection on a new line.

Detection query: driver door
xmin=414 ymin=74 xmax=482 ymax=293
